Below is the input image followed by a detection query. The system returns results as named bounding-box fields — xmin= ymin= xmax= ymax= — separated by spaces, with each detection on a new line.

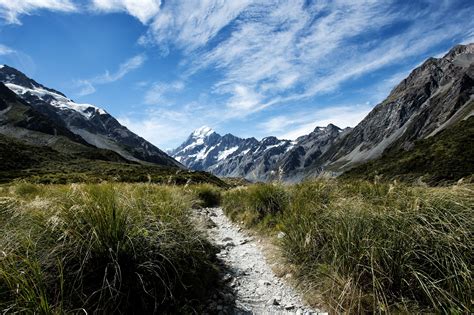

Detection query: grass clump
xmin=222 ymin=180 xmax=473 ymax=313
xmin=222 ymin=183 xmax=289 ymax=228
xmin=190 ymin=184 xmax=222 ymax=208
xmin=0 ymin=183 xmax=218 ymax=314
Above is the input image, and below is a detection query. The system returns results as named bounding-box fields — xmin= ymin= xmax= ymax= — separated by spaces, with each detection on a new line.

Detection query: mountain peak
xmin=192 ymin=126 xmax=215 ymax=138
xmin=313 ymin=123 xmax=341 ymax=133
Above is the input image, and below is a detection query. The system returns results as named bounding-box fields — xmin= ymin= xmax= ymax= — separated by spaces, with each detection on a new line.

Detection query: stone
xmin=258 ymin=279 xmax=271 ymax=286
xmin=255 ymin=287 xmax=266 ymax=295
xmin=267 ymin=297 xmax=280 ymax=306
xmin=277 ymin=231 xmax=286 ymax=239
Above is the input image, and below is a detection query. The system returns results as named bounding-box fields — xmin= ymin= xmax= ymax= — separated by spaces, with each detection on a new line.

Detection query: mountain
xmin=172 ymin=124 xmax=346 ymax=181
xmin=341 ymin=116 xmax=474 ymax=184
xmin=272 ymin=124 xmax=351 ymax=182
xmin=0 ymin=79 xmax=223 ymax=185
xmin=171 ymin=126 xmax=297 ymax=180
xmin=173 ymin=43 xmax=473 ymax=183
xmin=310 ymin=43 xmax=474 ymax=176
xmin=0 ymin=65 xmax=182 ymax=168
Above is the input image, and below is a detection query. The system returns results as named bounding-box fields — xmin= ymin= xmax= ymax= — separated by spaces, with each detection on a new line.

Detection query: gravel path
xmin=197 ymin=207 xmax=325 ymax=315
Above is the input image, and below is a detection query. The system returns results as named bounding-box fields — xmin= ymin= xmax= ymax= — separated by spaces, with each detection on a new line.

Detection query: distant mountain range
xmin=173 ymin=43 xmax=474 ymax=183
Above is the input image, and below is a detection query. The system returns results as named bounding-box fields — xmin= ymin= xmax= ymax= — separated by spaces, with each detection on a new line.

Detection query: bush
xmin=0 ymin=183 xmax=219 ymax=313
xmin=191 ymin=184 xmax=222 ymax=207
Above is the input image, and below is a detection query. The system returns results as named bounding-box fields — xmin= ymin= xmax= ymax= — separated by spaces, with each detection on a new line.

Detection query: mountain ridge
xmin=173 ymin=43 xmax=474 ymax=183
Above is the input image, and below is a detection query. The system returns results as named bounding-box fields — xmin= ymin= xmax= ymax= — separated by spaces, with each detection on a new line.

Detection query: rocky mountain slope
xmin=172 ymin=124 xmax=346 ymax=181
xmin=171 ymin=126 xmax=297 ymax=181
xmin=341 ymin=116 xmax=474 ymax=184
xmin=310 ymin=43 xmax=474 ymax=177
xmin=0 ymin=65 xmax=182 ymax=168
xmin=174 ymin=43 xmax=473 ymax=183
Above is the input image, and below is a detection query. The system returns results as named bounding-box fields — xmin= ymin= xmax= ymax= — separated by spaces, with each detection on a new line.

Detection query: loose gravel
xmin=197 ymin=207 xmax=326 ymax=315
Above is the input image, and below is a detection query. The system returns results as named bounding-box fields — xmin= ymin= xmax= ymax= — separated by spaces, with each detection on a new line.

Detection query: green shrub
xmin=0 ymin=183 xmax=218 ymax=313
xmin=191 ymin=184 xmax=222 ymax=207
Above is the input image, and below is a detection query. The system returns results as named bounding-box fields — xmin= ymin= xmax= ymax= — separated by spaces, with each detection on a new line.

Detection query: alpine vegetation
xmin=222 ymin=180 xmax=473 ymax=313
xmin=0 ymin=183 xmax=219 ymax=313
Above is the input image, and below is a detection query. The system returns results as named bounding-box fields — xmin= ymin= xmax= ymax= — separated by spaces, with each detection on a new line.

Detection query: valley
xmin=0 ymin=6 xmax=472 ymax=313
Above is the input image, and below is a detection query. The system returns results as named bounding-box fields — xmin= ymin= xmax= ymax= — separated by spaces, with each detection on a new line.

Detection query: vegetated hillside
xmin=342 ymin=116 xmax=474 ymax=184
xmin=0 ymin=133 xmax=225 ymax=186
xmin=0 ymin=65 xmax=182 ymax=167
xmin=221 ymin=180 xmax=473 ymax=313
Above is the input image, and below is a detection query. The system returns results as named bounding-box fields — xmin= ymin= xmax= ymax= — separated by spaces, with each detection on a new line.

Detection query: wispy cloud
xmin=90 ymin=0 xmax=161 ymax=24
xmin=0 ymin=44 xmax=15 ymax=55
xmin=140 ymin=0 xmax=474 ymax=118
xmin=0 ymin=0 xmax=77 ymax=24
xmin=144 ymin=80 xmax=184 ymax=105
xmin=76 ymin=54 xmax=146 ymax=96
xmin=260 ymin=104 xmax=373 ymax=140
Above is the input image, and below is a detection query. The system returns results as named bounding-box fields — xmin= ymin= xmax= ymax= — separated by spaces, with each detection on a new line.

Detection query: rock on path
xmin=198 ymin=207 xmax=325 ymax=315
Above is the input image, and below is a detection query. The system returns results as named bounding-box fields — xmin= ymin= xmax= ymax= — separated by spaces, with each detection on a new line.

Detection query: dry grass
xmin=0 ymin=182 xmax=219 ymax=314
xmin=222 ymin=180 xmax=473 ymax=313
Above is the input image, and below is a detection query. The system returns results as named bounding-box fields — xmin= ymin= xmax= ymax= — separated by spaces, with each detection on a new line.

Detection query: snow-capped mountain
xmin=171 ymin=126 xmax=297 ymax=180
xmin=173 ymin=43 xmax=473 ymax=182
xmin=0 ymin=65 xmax=182 ymax=168
xmin=171 ymin=125 xmax=346 ymax=181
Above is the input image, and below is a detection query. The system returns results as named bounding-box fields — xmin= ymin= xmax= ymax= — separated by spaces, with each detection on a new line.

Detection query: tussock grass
xmin=0 ymin=183 xmax=218 ymax=314
xmin=222 ymin=180 xmax=473 ymax=313
xmin=222 ymin=183 xmax=289 ymax=228
xmin=190 ymin=184 xmax=222 ymax=208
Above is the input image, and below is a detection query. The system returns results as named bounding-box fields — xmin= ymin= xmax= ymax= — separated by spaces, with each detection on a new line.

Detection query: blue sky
xmin=0 ymin=1 xmax=473 ymax=149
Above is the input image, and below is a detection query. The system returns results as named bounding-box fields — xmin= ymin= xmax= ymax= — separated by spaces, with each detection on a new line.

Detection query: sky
xmin=0 ymin=0 xmax=473 ymax=149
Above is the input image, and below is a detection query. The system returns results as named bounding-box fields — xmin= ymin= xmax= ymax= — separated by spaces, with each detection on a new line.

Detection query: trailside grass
xmin=0 ymin=182 xmax=220 ymax=314
xmin=222 ymin=180 xmax=473 ymax=313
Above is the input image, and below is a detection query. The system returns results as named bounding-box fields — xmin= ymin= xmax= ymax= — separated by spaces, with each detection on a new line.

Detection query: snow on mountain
xmin=192 ymin=125 xmax=215 ymax=138
xmin=5 ymin=82 xmax=107 ymax=119
xmin=0 ymin=65 xmax=182 ymax=168
xmin=172 ymin=127 xmax=305 ymax=181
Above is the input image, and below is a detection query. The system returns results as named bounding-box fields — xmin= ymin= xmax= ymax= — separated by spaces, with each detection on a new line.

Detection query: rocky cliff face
xmin=312 ymin=43 xmax=474 ymax=176
xmin=0 ymin=65 xmax=182 ymax=168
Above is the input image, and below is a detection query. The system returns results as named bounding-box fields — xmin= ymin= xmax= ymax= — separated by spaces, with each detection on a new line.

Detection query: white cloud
xmin=140 ymin=0 xmax=474 ymax=117
xmin=146 ymin=0 xmax=253 ymax=51
xmin=118 ymin=105 xmax=213 ymax=148
xmin=90 ymin=0 xmax=161 ymax=24
xmin=76 ymin=54 xmax=146 ymax=96
xmin=0 ymin=44 xmax=15 ymax=55
xmin=260 ymin=104 xmax=373 ymax=140
xmin=0 ymin=0 xmax=77 ymax=24
xmin=144 ymin=80 xmax=184 ymax=105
